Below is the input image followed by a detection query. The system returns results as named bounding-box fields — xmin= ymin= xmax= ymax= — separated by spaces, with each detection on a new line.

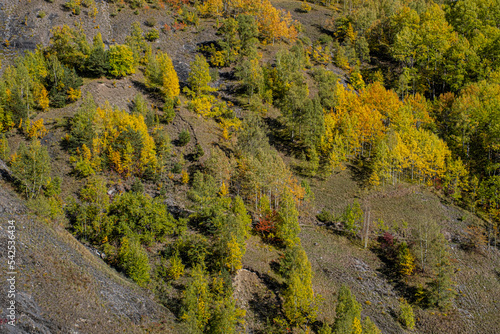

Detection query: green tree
xmin=237 ymin=14 xmax=259 ymax=55
xmin=0 ymin=133 xmax=10 ymax=161
xmin=68 ymin=93 xmax=97 ymax=149
xmin=11 ymin=140 xmax=51 ymax=199
xmin=131 ymin=94 xmax=154 ymax=127
xmin=362 ymin=316 xmax=381 ymax=334
xmin=178 ymin=129 xmax=191 ymax=146
xmin=398 ymin=298 xmax=415 ymax=329
xmin=118 ymin=237 xmax=151 ymax=286
xmin=276 ymin=188 xmax=301 ymax=247
xmin=342 ymin=200 xmax=363 ymax=238
xmin=85 ymin=32 xmax=109 ymax=77
xmin=182 ymin=264 xmax=212 ymax=334
xmin=125 ymin=22 xmax=151 ymax=65
xmin=186 ymin=55 xmax=214 ymax=96
xmin=208 ymin=274 xmax=244 ymax=334
xmin=427 ymin=235 xmax=456 ymax=310
xmin=45 ymin=55 xmax=83 ymax=108
xmin=281 ymin=244 xmax=317 ymax=328
xmin=333 ymin=285 xmax=361 ymax=334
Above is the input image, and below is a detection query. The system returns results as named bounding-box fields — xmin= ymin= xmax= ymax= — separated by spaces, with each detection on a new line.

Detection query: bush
xmin=172 ymin=162 xmax=182 ymax=174
xmin=145 ymin=18 xmax=157 ymax=27
xmin=300 ymin=1 xmax=312 ymax=13
xmin=178 ymin=129 xmax=191 ymax=146
xmin=167 ymin=254 xmax=184 ymax=280
xmin=399 ymin=299 xmax=415 ymax=329
xmin=145 ymin=29 xmax=160 ymax=42
xmin=37 ymin=11 xmax=46 ymax=18
xmin=193 ymin=143 xmax=204 ymax=160
xmin=130 ymin=178 xmax=144 ymax=193
xmin=317 ymin=208 xmax=334 ymax=223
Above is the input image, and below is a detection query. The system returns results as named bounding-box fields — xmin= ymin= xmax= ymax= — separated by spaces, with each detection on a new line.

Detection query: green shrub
xmin=193 ymin=143 xmax=204 ymax=161
xmin=317 ymin=208 xmax=334 ymax=223
xmin=172 ymin=162 xmax=182 ymax=174
xmin=118 ymin=237 xmax=151 ymax=286
xmin=399 ymin=299 xmax=415 ymax=330
xmin=178 ymin=129 xmax=191 ymax=146
xmin=163 ymin=99 xmax=176 ymax=123
xmin=37 ymin=11 xmax=46 ymax=18
xmin=130 ymin=178 xmax=144 ymax=193
xmin=145 ymin=18 xmax=157 ymax=27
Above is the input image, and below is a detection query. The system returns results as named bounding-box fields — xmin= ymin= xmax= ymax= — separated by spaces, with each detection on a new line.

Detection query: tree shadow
xmin=263 ymin=117 xmax=306 ymax=158
xmin=346 ymin=157 xmax=373 ymax=188
xmin=248 ymin=290 xmax=281 ymax=332
xmin=312 ymin=24 xmax=333 ymax=36
xmin=372 ymin=244 xmax=424 ymax=305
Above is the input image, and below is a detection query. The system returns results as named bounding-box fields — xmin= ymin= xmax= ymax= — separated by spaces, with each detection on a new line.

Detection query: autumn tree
xmin=145 ymin=51 xmax=180 ymax=101
xmin=107 ymin=45 xmax=135 ymax=77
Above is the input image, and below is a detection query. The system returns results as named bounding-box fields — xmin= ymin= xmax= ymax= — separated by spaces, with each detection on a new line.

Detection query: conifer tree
xmin=0 ymin=133 xmax=10 ymax=161
xmin=333 ymin=285 xmax=361 ymax=334
xmin=186 ymin=55 xmax=214 ymax=96
xmin=85 ymin=33 xmax=109 ymax=77
xmin=126 ymin=22 xmax=151 ymax=65
xmin=362 ymin=317 xmax=382 ymax=334
xmin=182 ymin=264 xmax=212 ymax=334
xmin=427 ymin=236 xmax=456 ymax=310
xmin=118 ymin=237 xmax=151 ymax=286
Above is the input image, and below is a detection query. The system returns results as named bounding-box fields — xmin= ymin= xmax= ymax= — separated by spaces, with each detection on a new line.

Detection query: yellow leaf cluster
xmin=67 ymin=87 xmax=82 ymax=102
xmin=181 ymin=170 xmax=189 ymax=184
xmin=26 ymin=119 xmax=48 ymax=139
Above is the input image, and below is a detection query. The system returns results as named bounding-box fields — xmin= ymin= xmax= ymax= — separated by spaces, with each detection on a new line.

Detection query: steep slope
xmin=0 ymin=164 xmax=177 ymax=333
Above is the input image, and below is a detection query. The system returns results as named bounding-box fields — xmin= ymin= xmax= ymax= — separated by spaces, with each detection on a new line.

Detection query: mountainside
xmin=0 ymin=1 xmax=500 ymax=334
xmin=0 ymin=164 xmax=177 ymax=333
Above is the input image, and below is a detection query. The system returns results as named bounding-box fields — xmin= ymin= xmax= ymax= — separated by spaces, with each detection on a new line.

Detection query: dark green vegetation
xmin=0 ymin=0 xmax=499 ymax=333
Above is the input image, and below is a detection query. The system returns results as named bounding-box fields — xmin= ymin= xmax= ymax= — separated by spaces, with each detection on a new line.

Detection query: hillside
xmin=0 ymin=1 xmax=500 ymax=334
